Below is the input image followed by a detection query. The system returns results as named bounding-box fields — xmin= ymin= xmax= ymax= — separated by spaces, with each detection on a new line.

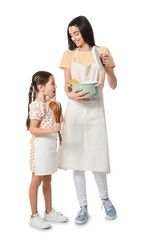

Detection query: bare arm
xmin=100 ymin=54 xmax=117 ymax=89
xmin=105 ymin=67 xmax=117 ymax=89
xmin=30 ymin=119 xmax=61 ymax=136
xmin=64 ymin=68 xmax=71 ymax=95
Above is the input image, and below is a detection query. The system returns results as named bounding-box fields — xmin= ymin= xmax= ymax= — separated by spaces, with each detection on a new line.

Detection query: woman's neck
xmin=79 ymin=43 xmax=92 ymax=52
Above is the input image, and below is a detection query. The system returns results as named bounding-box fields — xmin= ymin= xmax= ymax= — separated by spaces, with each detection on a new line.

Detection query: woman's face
xmin=69 ymin=26 xmax=85 ymax=48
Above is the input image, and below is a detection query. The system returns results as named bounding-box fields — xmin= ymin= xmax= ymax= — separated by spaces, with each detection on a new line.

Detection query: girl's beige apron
xmin=34 ymin=133 xmax=57 ymax=175
xmin=58 ymin=48 xmax=110 ymax=173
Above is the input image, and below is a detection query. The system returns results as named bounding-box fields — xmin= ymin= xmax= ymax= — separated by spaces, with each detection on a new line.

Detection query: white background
xmin=0 ymin=0 xmax=143 ymax=239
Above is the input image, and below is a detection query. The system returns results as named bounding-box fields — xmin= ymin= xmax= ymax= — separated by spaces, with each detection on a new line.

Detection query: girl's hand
xmin=67 ymin=89 xmax=90 ymax=101
xmin=50 ymin=96 xmax=56 ymax=102
xmin=100 ymin=54 xmax=111 ymax=69
xmin=52 ymin=123 xmax=61 ymax=133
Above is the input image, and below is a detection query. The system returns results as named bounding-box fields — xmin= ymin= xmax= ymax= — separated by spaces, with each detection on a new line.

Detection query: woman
xmin=58 ymin=16 xmax=117 ymax=224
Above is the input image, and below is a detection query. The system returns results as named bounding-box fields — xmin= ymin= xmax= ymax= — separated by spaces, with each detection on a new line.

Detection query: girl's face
xmin=41 ymin=76 xmax=57 ymax=98
xmin=69 ymin=26 xmax=85 ymax=48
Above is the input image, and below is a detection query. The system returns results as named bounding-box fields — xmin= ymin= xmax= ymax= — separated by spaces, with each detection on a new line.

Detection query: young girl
xmin=26 ymin=71 xmax=68 ymax=229
xmin=58 ymin=16 xmax=117 ymax=224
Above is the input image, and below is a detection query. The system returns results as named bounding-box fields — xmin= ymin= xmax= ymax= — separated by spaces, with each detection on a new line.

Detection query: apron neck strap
xmin=73 ymin=48 xmax=79 ymax=62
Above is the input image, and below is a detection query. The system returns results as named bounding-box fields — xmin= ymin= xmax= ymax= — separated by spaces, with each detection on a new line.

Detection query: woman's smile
xmin=69 ymin=26 xmax=83 ymax=46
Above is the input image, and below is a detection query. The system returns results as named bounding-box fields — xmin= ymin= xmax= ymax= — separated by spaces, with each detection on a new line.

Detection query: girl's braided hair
xmin=26 ymin=71 xmax=53 ymax=130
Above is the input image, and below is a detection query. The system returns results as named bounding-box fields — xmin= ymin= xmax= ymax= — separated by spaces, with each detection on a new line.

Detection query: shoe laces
xmin=102 ymin=199 xmax=113 ymax=212
xmin=52 ymin=208 xmax=63 ymax=217
xmin=77 ymin=207 xmax=87 ymax=216
xmin=34 ymin=213 xmax=44 ymax=222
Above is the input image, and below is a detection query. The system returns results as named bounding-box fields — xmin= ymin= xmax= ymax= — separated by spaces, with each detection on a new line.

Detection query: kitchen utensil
xmin=71 ymin=82 xmax=103 ymax=99
xmin=49 ymin=101 xmax=62 ymax=145
xmin=92 ymin=46 xmax=104 ymax=72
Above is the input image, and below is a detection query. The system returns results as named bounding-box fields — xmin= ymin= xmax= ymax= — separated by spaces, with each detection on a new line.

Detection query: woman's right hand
xmin=67 ymin=89 xmax=90 ymax=101
xmin=64 ymin=69 xmax=90 ymax=101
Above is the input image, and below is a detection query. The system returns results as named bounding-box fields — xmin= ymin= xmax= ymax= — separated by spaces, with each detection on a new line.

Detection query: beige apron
xmin=58 ymin=48 xmax=110 ymax=173
xmin=34 ymin=133 xmax=57 ymax=175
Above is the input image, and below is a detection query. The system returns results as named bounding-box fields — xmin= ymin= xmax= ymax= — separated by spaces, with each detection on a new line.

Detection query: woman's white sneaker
xmin=29 ymin=213 xmax=51 ymax=229
xmin=44 ymin=208 xmax=68 ymax=223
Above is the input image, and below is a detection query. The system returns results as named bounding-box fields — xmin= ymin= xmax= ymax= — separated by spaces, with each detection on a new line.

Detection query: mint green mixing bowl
xmin=71 ymin=83 xmax=99 ymax=98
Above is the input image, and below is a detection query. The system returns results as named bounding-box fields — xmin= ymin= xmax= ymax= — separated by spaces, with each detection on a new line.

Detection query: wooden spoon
xmin=49 ymin=101 xmax=62 ymax=145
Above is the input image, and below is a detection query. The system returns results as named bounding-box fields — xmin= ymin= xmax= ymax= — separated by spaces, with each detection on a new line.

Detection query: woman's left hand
xmin=100 ymin=54 xmax=117 ymax=89
xmin=100 ymin=54 xmax=111 ymax=69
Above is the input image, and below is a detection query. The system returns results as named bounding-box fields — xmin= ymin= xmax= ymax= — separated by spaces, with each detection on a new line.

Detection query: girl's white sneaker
xmin=29 ymin=213 xmax=51 ymax=229
xmin=44 ymin=208 xmax=68 ymax=223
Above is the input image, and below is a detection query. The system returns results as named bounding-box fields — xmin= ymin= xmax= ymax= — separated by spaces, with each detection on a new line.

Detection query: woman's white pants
xmin=73 ymin=170 xmax=108 ymax=207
